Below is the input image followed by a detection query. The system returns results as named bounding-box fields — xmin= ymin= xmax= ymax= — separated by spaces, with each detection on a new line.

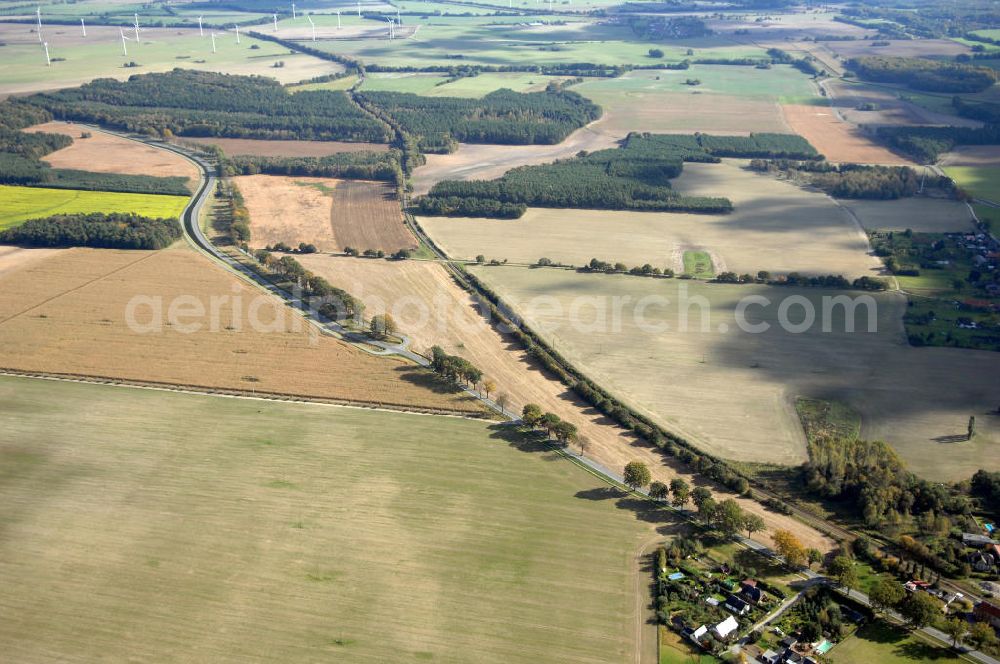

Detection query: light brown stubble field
xmin=420 ymin=160 xmax=883 ymax=279
xmin=0 ymin=245 xmax=482 ymax=415
xmin=471 ymin=267 xmax=1000 ymax=482
xmin=297 ymin=255 xmax=835 ymax=553
xmin=26 ymin=121 xmax=201 ymax=185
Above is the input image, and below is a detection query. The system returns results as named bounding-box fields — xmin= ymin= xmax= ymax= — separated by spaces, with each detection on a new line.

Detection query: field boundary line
xmin=0 ymin=370 xmax=496 ymax=421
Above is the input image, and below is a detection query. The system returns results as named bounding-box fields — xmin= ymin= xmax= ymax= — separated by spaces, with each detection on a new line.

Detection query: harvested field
xmin=573 ymin=66 xmax=817 ymax=138
xmin=177 ymin=136 xmax=389 ymax=157
xmin=470 ymin=267 xmax=1000 ymax=482
xmin=0 ymin=184 xmax=189 ymax=230
xmin=842 ymin=198 xmax=975 ymax=233
xmin=706 ymin=11 xmax=873 ymax=41
xmin=410 ymin=119 xmax=620 ymax=196
xmin=0 ymin=245 xmax=481 ymax=415
xmin=941 ymin=145 xmax=1000 ymax=167
xmin=297 ymin=255 xmax=836 ymax=553
xmin=0 ymin=246 xmax=65 ymax=279
xmin=26 ymin=122 xmax=200 ymax=186
xmin=0 ymin=375 xmax=651 ymax=663
xmin=828 ymin=38 xmax=970 ymax=60
xmin=235 ymin=175 xmax=415 ymax=253
xmin=420 ymin=161 xmax=882 ymax=279
xmin=781 ymin=103 xmax=914 ymax=165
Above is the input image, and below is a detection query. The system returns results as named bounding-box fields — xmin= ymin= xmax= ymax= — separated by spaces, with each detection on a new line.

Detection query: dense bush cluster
xmin=355 ymin=88 xmax=601 ymax=152
xmin=413 ymin=196 xmax=526 ymax=219
xmin=222 ymin=151 xmax=403 ymax=183
xmin=0 ymin=212 xmax=181 ymax=249
xmin=749 ymin=160 xmax=951 ymax=199
xmin=848 ymin=56 xmax=997 ymax=93
xmin=30 ymin=70 xmax=392 ymax=143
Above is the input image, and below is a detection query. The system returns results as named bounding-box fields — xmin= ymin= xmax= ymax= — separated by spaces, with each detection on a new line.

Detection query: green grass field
xmin=577 ymin=64 xmax=817 ymax=102
xmin=0 ymin=25 xmax=335 ymax=93
xmin=0 ymin=376 xmax=652 ymax=663
xmin=682 ymin=250 xmax=714 ymax=278
xmin=827 ymin=622 xmax=961 ymax=664
xmin=359 ymin=71 xmax=570 ymax=96
xmin=0 ymin=185 xmax=188 ymax=230
xmin=943 ymin=166 xmax=1000 ymax=203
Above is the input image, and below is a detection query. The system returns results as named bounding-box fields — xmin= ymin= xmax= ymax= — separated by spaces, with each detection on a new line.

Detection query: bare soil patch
xmin=0 ymin=246 xmax=65 ymax=279
xmin=421 ymin=161 xmax=882 ymax=279
xmin=26 ymin=122 xmax=200 ymax=185
xmin=411 ymin=119 xmax=620 ymax=196
xmin=0 ymin=245 xmax=482 ymax=414
xmin=298 ymin=255 xmax=836 ymax=553
xmin=177 ymin=136 xmax=389 ymax=157
xmin=781 ymin=103 xmax=914 ymax=165
xmin=828 ymin=38 xmax=970 ymax=60
xmin=331 ymin=179 xmax=416 ymax=253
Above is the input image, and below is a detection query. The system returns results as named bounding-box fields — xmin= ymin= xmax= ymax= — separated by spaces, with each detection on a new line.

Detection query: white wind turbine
xmin=80 ymin=18 xmax=86 ymax=37
xmin=211 ymin=31 xmax=217 ymax=53
xmin=273 ymin=13 xmax=279 ymax=31
xmin=307 ymin=14 xmax=315 ymax=41
xmin=133 ymin=13 xmax=140 ymax=46
xmin=385 ymin=16 xmax=394 ymax=40
xmin=198 ymin=15 xmax=204 ymax=37
xmin=119 ymin=27 xmax=130 ymax=55
xmin=36 ymin=6 xmax=42 ymax=42
xmin=336 ymin=10 xmax=341 ymax=29
xmin=235 ymin=23 xmax=241 ymax=44
xmin=43 ymin=41 xmax=50 ymax=65
xmin=291 ymin=2 xmax=297 ymax=19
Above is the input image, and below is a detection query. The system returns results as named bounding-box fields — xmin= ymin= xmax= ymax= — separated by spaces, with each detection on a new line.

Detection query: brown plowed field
xmin=781 ymin=104 xmax=914 ymax=165
xmin=0 ymin=245 xmax=481 ymax=415
xmin=177 ymin=136 xmax=389 ymax=157
xmin=26 ymin=122 xmax=200 ymax=186
xmin=298 ymin=255 xmax=836 ymax=553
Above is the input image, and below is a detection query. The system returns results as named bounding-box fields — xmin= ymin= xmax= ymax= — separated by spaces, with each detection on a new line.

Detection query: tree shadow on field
xmin=933 ymin=434 xmax=970 ymax=444
xmin=486 ymin=423 xmax=561 ymax=460
xmin=394 ymin=366 xmax=473 ymax=399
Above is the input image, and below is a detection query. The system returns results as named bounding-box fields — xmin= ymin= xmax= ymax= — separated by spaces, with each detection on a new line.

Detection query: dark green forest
xmin=0 ymin=212 xmax=181 ymax=250
xmin=222 ymin=151 xmax=403 ymax=183
xmin=28 ymin=70 xmax=393 ymax=143
xmin=848 ymin=56 xmax=996 ymax=93
xmin=355 ymin=88 xmax=602 ymax=152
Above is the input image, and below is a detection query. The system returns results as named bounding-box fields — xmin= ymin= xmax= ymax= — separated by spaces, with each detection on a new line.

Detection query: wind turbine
xmin=198 ymin=15 xmax=203 ymax=37
xmin=273 ymin=13 xmax=278 ymax=31
xmin=307 ymin=14 xmax=315 ymax=41
xmin=336 ymin=10 xmax=341 ymax=29
xmin=385 ymin=16 xmax=394 ymax=40
xmin=119 ymin=27 xmax=129 ymax=55
xmin=133 ymin=13 xmax=140 ymax=46
xmin=36 ymin=6 xmax=42 ymax=42
xmin=396 ymin=6 xmax=400 ymax=22
xmin=357 ymin=0 xmax=361 ymax=17
xmin=43 ymin=41 xmax=50 ymax=66
xmin=291 ymin=2 xmax=296 ymax=19
xmin=235 ymin=24 xmax=241 ymax=44
xmin=80 ymin=17 xmax=86 ymax=37
xmin=211 ymin=32 xmax=217 ymax=53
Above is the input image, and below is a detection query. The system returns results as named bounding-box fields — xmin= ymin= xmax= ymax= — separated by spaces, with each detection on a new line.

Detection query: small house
xmin=705 ymin=596 xmax=720 ymax=607
xmin=725 ymin=596 xmax=750 ymax=616
xmin=713 ymin=615 xmax=739 ymax=640
xmin=974 ymin=602 xmax=1000 ymax=630
xmin=971 ymin=550 xmax=996 ymax=573
xmin=689 ymin=624 xmax=708 ymax=644
xmin=759 ymin=650 xmax=780 ymax=664
xmin=779 ymin=636 xmax=798 ymax=650
xmin=742 ymin=584 xmax=765 ymax=604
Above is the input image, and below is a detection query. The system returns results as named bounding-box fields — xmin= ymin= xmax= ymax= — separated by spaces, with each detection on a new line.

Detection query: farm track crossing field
xmin=0 ymin=245 xmax=481 ymax=414
xmin=781 ymin=103 xmax=915 ymax=165
xmin=177 ymin=137 xmax=390 ymax=157
xmin=236 ymin=175 xmax=416 ymax=253
xmin=0 ymin=23 xmax=338 ymax=94
xmin=0 ymin=375 xmax=651 ymax=663
xmin=420 ymin=161 xmax=883 ymax=279
xmin=295 ymin=256 xmax=836 ymax=554
xmin=26 ymin=122 xmax=200 ymax=186
xmin=0 ymin=184 xmax=188 ymax=230
xmin=469 ymin=266 xmax=1000 ymax=481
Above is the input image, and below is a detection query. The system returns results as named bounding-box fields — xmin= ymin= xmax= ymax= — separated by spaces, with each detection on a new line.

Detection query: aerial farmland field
xmin=0 ymin=184 xmax=188 ymax=230
xmin=0 ymin=245 xmax=478 ymax=414
xmin=420 ymin=160 xmax=881 ymax=278
xmin=0 ymin=375 xmax=651 ymax=663
xmin=0 ymin=23 xmax=337 ymax=94
xmin=470 ymin=266 xmax=1000 ymax=480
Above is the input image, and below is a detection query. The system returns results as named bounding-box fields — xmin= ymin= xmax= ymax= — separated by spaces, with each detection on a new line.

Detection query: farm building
xmin=975 ymin=601 xmax=1000 ymax=630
